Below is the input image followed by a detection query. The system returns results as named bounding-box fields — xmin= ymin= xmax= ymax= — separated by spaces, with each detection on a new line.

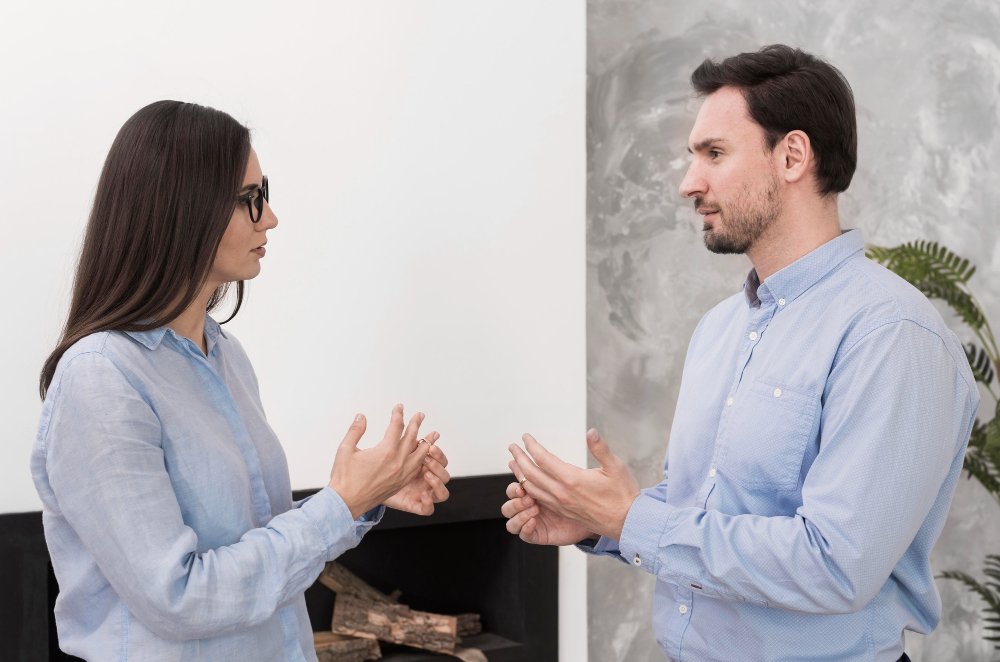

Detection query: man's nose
xmin=678 ymin=163 xmax=704 ymax=200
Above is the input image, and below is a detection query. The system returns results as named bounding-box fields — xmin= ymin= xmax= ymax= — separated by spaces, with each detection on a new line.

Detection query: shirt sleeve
xmin=43 ymin=351 xmax=377 ymax=641
xmin=617 ymin=319 xmax=979 ymax=613
xmin=577 ymin=477 xmax=668 ymax=559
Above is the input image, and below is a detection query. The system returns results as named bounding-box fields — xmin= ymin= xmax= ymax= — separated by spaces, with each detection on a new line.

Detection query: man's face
xmin=678 ymin=86 xmax=782 ymax=255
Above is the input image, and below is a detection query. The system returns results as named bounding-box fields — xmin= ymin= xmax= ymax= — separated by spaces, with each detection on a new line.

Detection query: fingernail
xmin=418 ymin=412 xmax=425 ymax=421
xmin=587 ymin=428 xmax=599 ymax=442
xmin=355 ymin=414 xmax=364 ymax=422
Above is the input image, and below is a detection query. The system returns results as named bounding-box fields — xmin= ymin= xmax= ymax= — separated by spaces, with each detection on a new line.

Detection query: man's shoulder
xmin=834 ymin=255 xmax=949 ymax=331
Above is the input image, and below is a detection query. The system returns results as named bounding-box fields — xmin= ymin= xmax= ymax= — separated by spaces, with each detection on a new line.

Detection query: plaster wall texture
xmin=586 ymin=1 xmax=1000 ymax=659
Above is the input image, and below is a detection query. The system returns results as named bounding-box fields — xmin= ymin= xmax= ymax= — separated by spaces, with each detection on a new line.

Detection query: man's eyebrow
xmin=686 ymin=137 xmax=727 ymax=154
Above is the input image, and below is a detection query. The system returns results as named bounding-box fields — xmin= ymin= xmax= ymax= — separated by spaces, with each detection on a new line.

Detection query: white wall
xmin=0 ymin=1 xmax=586 ymax=658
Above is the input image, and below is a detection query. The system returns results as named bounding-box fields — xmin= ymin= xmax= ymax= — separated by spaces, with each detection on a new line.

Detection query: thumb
xmin=586 ymin=428 xmax=617 ymax=469
xmin=339 ymin=414 xmax=367 ymax=453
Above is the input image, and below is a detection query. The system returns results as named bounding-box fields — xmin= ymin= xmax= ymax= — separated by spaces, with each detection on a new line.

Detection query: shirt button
xmin=726 ymin=396 xmax=734 ymax=407
xmin=778 ymin=298 xmax=786 ymax=306
xmin=773 ymin=387 xmax=782 ymax=398
xmin=748 ymin=331 xmax=759 ymax=341
xmin=708 ymin=467 xmax=717 ymax=478
xmin=678 ymin=604 xmax=688 ymax=615
xmin=632 ymin=554 xmax=642 ymax=567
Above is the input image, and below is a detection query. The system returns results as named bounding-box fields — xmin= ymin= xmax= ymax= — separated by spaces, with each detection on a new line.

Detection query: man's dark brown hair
xmin=691 ymin=44 xmax=857 ymax=196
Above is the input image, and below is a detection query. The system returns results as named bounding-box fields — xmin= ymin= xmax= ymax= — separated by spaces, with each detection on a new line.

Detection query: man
xmin=502 ymin=45 xmax=980 ymax=661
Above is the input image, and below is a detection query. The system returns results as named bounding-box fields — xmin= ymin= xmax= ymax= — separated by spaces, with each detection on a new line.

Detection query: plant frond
xmin=916 ymin=280 xmax=986 ymax=331
xmin=867 ymin=241 xmax=976 ymax=285
xmin=939 ymin=567 xmax=1000 ymax=649
xmin=966 ymin=343 xmax=997 ymax=388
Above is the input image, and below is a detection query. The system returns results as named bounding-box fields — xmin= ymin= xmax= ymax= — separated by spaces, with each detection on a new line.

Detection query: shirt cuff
xmin=576 ymin=535 xmax=623 ymax=558
xmin=618 ymin=492 xmax=673 ymax=575
xmin=298 ymin=487 xmax=382 ymax=558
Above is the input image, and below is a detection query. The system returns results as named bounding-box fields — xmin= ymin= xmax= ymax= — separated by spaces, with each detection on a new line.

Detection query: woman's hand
xmin=384 ymin=440 xmax=450 ymax=515
xmin=328 ymin=405 xmax=433 ymax=519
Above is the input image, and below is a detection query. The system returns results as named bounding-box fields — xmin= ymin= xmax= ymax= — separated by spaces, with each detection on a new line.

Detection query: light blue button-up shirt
xmin=31 ymin=318 xmax=381 ymax=661
xmin=585 ymin=229 xmax=979 ymax=661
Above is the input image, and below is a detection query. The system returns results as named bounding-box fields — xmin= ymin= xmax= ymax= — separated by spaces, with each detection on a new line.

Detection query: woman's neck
xmin=166 ymin=282 xmax=218 ymax=354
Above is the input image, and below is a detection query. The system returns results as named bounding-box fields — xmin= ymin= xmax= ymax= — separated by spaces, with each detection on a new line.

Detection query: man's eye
xmin=708 ymin=149 xmax=722 ymax=159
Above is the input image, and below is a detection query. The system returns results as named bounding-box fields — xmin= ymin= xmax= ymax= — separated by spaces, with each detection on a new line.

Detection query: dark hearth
xmin=299 ymin=475 xmax=558 ymax=661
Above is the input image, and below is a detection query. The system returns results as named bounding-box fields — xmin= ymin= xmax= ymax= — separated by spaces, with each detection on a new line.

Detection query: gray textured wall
xmin=586 ymin=1 xmax=1000 ymax=660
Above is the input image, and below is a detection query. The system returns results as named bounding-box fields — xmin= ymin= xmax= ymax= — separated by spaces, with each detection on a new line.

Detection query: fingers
xmin=423 ymin=454 xmax=450 ymax=485
xmin=500 ymin=493 xmax=534 ymax=519
xmin=522 ymin=433 xmax=572 ymax=474
xmin=400 ymin=410 xmax=425 ymax=449
xmin=508 ymin=443 xmax=561 ymax=504
xmin=505 ymin=476 xmax=528 ymax=500
xmin=586 ymin=428 xmax=620 ymax=470
xmin=382 ymin=404 xmax=406 ymax=445
xmin=505 ymin=504 xmax=539 ymax=535
xmin=426 ymin=440 xmax=448 ymax=468
xmin=422 ymin=469 xmax=450 ymax=502
xmin=339 ymin=414 xmax=367 ymax=451
xmin=401 ymin=436 xmax=433 ymax=476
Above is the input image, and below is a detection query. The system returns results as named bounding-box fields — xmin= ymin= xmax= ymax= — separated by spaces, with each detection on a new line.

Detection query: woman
xmin=31 ymin=100 xmax=450 ymax=660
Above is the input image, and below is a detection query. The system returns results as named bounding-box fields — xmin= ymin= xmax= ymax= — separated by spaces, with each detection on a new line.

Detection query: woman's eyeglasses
xmin=237 ymin=176 xmax=269 ymax=223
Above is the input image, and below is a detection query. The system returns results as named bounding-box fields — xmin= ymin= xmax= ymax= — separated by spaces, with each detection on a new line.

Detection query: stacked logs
xmin=312 ymin=562 xmax=483 ymax=661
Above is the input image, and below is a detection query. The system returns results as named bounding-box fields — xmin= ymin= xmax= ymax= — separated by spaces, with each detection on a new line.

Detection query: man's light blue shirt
xmin=32 ymin=318 xmax=382 ymax=661
xmin=585 ymin=229 xmax=979 ymax=661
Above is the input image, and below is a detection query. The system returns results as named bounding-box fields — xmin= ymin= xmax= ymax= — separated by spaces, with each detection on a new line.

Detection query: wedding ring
xmin=417 ymin=438 xmax=427 ymax=445
xmin=519 ymin=478 xmax=528 ymax=487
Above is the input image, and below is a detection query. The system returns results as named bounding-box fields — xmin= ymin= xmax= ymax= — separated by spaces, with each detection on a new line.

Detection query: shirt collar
xmin=124 ymin=315 xmax=227 ymax=352
xmin=743 ymin=228 xmax=865 ymax=309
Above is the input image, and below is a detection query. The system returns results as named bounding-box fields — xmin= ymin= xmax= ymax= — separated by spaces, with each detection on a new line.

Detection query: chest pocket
xmin=716 ymin=378 xmax=820 ymax=492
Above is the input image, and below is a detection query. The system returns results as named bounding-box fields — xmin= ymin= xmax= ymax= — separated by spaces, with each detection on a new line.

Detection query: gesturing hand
xmin=508 ymin=428 xmax=640 ymax=541
xmin=501 ymin=477 xmax=595 ymax=546
xmin=328 ymin=405 xmax=432 ymax=519
xmin=384 ymin=438 xmax=451 ymax=515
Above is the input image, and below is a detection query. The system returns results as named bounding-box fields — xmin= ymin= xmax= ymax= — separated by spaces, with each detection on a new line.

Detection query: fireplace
xmin=1 ymin=474 xmax=557 ymax=661
xmin=300 ymin=474 xmax=558 ymax=661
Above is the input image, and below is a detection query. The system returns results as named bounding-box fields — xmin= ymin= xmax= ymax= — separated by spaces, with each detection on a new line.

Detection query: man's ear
xmin=779 ymin=130 xmax=812 ymax=184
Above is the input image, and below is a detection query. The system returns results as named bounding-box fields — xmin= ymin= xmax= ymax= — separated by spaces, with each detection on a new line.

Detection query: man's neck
xmin=747 ymin=196 xmax=842 ymax=282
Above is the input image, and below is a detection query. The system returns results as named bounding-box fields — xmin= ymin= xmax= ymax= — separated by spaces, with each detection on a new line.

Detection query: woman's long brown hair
xmin=39 ymin=101 xmax=251 ymax=399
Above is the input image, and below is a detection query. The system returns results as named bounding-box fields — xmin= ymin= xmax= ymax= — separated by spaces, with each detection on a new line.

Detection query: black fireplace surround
xmin=1 ymin=474 xmax=558 ymax=661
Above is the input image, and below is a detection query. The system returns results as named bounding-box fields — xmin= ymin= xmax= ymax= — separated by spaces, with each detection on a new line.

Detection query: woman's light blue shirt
xmin=31 ymin=318 xmax=378 ymax=661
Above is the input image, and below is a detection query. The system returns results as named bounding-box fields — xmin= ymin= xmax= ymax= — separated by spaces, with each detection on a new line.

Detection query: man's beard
xmin=698 ymin=175 xmax=782 ymax=255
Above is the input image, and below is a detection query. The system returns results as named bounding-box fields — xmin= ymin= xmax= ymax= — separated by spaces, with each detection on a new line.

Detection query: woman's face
xmin=209 ymin=149 xmax=278 ymax=284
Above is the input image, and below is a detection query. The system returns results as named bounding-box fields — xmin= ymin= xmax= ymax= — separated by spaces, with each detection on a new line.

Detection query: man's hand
xmin=508 ymin=428 xmax=640 ymax=540
xmin=384 ymin=438 xmax=451 ymax=515
xmin=501 ymin=478 xmax=596 ymax=545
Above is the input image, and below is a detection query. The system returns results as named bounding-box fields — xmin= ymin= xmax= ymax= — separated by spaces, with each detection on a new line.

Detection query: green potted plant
xmin=867 ymin=240 xmax=1000 ymax=650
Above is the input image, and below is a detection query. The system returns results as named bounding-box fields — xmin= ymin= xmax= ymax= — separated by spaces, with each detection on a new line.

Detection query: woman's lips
xmin=252 ymin=246 xmax=266 ymax=257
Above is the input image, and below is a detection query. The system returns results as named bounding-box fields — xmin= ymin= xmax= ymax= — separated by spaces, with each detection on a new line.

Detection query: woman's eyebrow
xmin=238 ymin=183 xmax=260 ymax=193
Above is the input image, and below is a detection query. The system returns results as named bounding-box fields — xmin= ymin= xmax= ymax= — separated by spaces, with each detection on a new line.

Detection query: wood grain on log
xmin=332 ymin=595 xmax=458 ymax=655
xmin=455 ymin=613 xmax=482 ymax=637
xmin=318 ymin=562 xmax=397 ymax=604
xmin=313 ymin=631 xmax=381 ymax=662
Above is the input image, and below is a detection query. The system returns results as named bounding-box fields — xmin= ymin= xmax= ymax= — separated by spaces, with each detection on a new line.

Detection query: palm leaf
xmin=965 ymin=343 xmax=997 ymax=388
xmin=867 ymin=241 xmax=976 ymax=285
xmin=915 ymin=280 xmax=986 ymax=331
xmin=939 ymin=562 xmax=1000 ymax=649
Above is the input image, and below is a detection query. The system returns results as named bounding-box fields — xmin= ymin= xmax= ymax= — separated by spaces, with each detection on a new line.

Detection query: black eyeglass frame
xmin=237 ymin=176 xmax=269 ymax=223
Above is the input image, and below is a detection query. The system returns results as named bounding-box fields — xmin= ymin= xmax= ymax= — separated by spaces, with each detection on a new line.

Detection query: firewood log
xmin=313 ymin=631 xmax=381 ymax=662
xmin=331 ymin=595 xmax=458 ymax=655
